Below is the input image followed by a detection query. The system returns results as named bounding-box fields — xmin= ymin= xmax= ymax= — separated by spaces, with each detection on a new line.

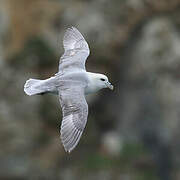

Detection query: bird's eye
xmin=100 ymin=78 xmax=105 ymax=81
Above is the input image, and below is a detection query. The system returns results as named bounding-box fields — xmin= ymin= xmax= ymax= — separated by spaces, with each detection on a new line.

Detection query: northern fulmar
xmin=24 ymin=27 xmax=113 ymax=153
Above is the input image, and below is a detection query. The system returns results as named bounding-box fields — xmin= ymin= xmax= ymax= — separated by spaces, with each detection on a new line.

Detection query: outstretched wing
xmin=58 ymin=81 xmax=88 ymax=153
xmin=59 ymin=27 xmax=90 ymax=74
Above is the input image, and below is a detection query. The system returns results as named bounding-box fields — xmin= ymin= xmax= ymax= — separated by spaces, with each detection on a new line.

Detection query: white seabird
xmin=24 ymin=27 xmax=113 ymax=153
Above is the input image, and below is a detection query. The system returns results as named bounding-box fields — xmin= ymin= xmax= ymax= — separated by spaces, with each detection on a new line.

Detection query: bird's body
xmin=24 ymin=27 xmax=113 ymax=153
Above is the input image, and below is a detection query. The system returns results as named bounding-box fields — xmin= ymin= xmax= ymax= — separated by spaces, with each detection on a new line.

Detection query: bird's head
xmin=94 ymin=73 xmax=114 ymax=91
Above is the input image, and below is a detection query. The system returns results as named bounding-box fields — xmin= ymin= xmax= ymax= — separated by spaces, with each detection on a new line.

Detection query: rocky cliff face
xmin=1 ymin=0 xmax=180 ymax=180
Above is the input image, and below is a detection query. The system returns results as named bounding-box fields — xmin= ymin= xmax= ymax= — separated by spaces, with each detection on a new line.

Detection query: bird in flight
xmin=24 ymin=27 xmax=113 ymax=153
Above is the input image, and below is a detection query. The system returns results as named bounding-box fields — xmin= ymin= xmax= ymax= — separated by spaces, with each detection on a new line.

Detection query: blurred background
xmin=0 ymin=0 xmax=180 ymax=179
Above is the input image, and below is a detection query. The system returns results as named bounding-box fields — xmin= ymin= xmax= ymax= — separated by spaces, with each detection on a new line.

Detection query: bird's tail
xmin=24 ymin=79 xmax=46 ymax=96
xmin=24 ymin=77 xmax=57 ymax=96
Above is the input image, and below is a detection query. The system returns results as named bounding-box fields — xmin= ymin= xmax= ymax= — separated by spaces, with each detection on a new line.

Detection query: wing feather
xmin=63 ymin=27 xmax=88 ymax=51
xmin=59 ymin=85 xmax=88 ymax=153
xmin=57 ymin=27 xmax=89 ymax=153
xmin=59 ymin=27 xmax=90 ymax=72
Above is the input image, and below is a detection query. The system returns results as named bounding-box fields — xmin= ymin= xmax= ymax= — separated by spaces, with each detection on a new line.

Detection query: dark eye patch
xmin=100 ymin=78 xmax=105 ymax=81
